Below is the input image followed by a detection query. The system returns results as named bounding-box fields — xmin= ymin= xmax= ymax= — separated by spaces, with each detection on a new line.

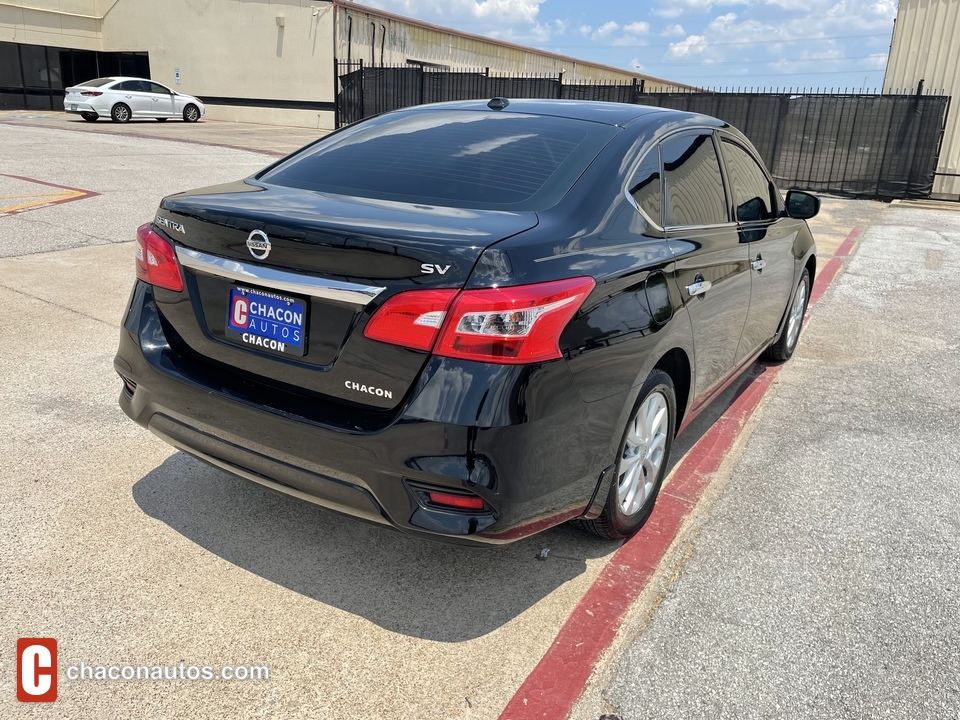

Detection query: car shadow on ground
xmin=132 ymin=451 xmax=615 ymax=642
xmin=131 ymin=361 xmax=771 ymax=643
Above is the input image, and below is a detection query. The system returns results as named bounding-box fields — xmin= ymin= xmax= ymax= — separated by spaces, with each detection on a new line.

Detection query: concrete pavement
xmin=573 ymin=205 xmax=960 ymax=718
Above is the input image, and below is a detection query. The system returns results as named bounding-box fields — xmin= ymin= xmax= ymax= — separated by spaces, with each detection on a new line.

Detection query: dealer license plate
xmin=224 ymin=286 xmax=307 ymax=357
xmin=69 ymin=104 xmax=77 ymax=111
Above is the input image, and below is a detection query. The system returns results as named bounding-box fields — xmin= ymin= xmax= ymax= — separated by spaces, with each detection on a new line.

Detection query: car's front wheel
xmin=111 ymin=103 xmax=131 ymax=123
xmin=575 ymin=369 xmax=676 ymax=540
xmin=183 ymin=104 xmax=200 ymax=122
xmin=763 ymin=268 xmax=811 ymax=362
xmin=80 ymin=112 xmax=98 ymax=122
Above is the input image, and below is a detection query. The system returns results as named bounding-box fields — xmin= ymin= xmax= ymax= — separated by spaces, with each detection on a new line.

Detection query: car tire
xmin=575 ymin=369 xmax=676 ymax=540
xmin=156 ymin=117 xmax=168 ymax=122
xmin=763 ymin=268 xmax=811 ymax=362
xmin=111 ymin=103 xmax=131 ymax=123
xmin=80 ymin=112 xmax=98 ymax=122
xmin=183 ymin=105 xmax=200 ymax=122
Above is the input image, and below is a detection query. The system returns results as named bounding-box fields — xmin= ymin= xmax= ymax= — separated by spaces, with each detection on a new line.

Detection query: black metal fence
xmin=335 ymin=61 xmax=951 ymax=201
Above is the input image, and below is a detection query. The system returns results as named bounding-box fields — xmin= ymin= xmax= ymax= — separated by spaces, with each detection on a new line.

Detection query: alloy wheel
xmin=786 ymin=278 xmax=808 ymax=351
xmin=617 ymin=390 xmax=669 ymax=516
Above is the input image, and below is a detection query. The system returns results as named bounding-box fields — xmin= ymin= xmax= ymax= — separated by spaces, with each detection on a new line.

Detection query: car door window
xmin=118 ymin=80 xmax=144 ymax=92
xmin=145 ymin=82 xmax=170 ymax=95
xmin=628 ymin=149 xmax=661 ymax=226
xmin=721 ymin=139 xmax=777 ymax=222
xmin=661 ymin=133 xmax=728 ymax=227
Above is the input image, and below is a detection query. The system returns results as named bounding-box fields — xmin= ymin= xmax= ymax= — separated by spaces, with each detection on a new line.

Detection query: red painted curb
xmin=498 ymin=224 xmax=861 ymax=720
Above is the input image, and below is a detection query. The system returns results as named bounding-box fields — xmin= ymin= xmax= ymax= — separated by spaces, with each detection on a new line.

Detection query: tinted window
xmin=118 ymin=80 xmax=144 ymax=91
xmin=81 ymin=77 xmax=116 ymax=88
xmin=629 ymin=149 xmax=661 ymax=225
xmin=661 ymin=133 xmax=728 ymax=227
xmin=261 ymin=110 xmax=618 ymax=210
xmin=721 ymin=139 xmax=776 ymax=222
xmin=145 ymin=81 xmax=170 ymax=94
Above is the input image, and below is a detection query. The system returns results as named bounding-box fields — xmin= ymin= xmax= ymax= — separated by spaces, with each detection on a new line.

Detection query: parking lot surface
xmin=2 ymin=118 xmax=957 ymax=719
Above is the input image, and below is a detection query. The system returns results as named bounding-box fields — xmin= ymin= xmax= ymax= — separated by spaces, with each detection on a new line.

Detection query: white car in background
xmin=63 ymin=77 xmax=205 ymax=123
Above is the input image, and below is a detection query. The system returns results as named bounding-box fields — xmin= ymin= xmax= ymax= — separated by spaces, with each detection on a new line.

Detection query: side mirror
xmin=785 ymin=190 xmax=820 ymax=220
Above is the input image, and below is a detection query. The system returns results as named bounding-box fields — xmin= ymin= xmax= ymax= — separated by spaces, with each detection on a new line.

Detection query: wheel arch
xmin=653 ymin=347 xmax=692 ymax=433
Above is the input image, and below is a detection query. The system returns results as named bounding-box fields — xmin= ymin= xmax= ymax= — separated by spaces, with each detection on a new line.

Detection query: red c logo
xmin=17 ymin=638 xmax=57 ymax=702
xmin=232 ymin=297 xmax=249 ymax=328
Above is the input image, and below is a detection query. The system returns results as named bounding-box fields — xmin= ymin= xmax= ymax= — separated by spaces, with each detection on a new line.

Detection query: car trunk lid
xmin=153 ymin=180 xmax=538 ymax=410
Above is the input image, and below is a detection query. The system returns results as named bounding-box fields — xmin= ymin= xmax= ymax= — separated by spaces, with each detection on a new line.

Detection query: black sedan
xmin=115 ymin=98 xmax=817 ymax=545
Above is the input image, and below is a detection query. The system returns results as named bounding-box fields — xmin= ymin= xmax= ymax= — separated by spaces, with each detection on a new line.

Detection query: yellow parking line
xmin=1 ymin=190 xmax=82 ymax=213
xmin=0 ymin=192 xmax=68 ymax=200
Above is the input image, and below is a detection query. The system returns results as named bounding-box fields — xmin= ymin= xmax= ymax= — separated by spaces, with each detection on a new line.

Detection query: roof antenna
xmin=488 ymin=97 xmax=509 ymax=110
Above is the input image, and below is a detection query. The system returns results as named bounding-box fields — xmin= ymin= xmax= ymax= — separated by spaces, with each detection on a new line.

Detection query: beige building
xmin=884 ymin=0 xmax=960 ymax=199
xmin=0 ymin=0 xmax=685 ymax=131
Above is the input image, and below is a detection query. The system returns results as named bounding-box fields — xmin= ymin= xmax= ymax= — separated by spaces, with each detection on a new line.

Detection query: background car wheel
xmin=156 ymin=117 xmax=168 ymax=122
xmin=183 ymin=105 xmax=200 ymax=122
xmin=575 ymin=369 xmax=676 ymax=540
xmin=763 ymin=268 xmax=811 ymax=362
xmin=111 ymin=103 xmax=131 ymax=123
xmin=80 ymin=112 xmax=98 ymax=122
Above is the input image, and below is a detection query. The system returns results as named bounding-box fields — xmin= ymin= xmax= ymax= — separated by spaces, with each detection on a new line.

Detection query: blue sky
xmin=363 ymin=0 xmax=900 ymax=91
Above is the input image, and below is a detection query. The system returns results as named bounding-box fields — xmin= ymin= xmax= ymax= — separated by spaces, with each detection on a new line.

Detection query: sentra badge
xmin=155 ymin=215 xmax=185 ymax=234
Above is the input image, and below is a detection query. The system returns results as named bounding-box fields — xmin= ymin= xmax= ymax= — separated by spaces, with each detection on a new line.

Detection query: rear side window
xmin=629 ymin=149 xmax=661 ymax=225
xmin=81 ymin=77 xmax=116 ymax=88
xmin=721 ymin=139 xmax=777 ymax=222
xmin=260 ymin=110 xmax=618 ymax=210
xmin=661 ymin=133 xmax=728 ymax=227
xmin=118 ymin=80 xmax=144 ymax=92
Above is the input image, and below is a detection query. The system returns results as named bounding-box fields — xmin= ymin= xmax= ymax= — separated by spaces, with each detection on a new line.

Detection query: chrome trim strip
xmin=175 ymin=247 xmax=385 ymax=305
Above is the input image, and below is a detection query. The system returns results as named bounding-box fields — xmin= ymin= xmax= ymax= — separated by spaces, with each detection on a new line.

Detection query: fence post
xmin=557 ymin=70 xmax=564 ymax=99
xmin=358 ymin=58 xmax=364 ymax=121
xmin=333 ymin=58 xmax=340 ymax=129
xmin=419 ymin=64 xmax=425 ymax=105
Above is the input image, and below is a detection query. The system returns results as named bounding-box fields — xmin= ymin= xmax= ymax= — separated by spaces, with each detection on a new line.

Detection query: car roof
xmin=405 ymin=98 xmax=726 ymax=129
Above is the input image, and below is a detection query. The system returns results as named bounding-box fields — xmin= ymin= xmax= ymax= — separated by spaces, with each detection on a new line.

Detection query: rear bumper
xmin=115 ymin=282 xmax=623 ymax=545
xmin=63 ymin=101 xmax=101 ymax=115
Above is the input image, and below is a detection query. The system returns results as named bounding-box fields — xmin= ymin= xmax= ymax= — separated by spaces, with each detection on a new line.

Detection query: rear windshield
xmin=259 ymin=110 xmax=617 ymax=210
xmin=80 ymin=78 xmax=117 ymax=88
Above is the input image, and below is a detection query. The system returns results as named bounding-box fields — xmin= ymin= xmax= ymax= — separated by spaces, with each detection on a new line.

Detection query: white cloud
xmin=365 ymin=0 xmax=545 ymax=26
xmin=668 ymin=34 xmax=708 ymax=57
xmin=653 ymin=6 xmax=685 ymax=18
xmin=583 ymin=19 xmax=650 ymax=46
xmin=662 ymin=23 xmax=686 ymax=36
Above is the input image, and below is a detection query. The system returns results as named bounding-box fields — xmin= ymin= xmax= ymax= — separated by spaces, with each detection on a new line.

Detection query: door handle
xmin=752 ymin=255 xmax=766 ymax=272
xmin=686 ymin=279 xmax=712 ymax=297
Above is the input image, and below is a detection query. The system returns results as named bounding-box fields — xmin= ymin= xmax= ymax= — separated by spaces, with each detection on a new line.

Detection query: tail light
xmin=362 ymin=289 xmax=457 ymax=351
xmin=135 ymin=223 xmax=184 ymax=292
xmin=81 ymin=91 xmax=103 ymax=97
xmin=364 ymin=277 xmax=595 ymax=364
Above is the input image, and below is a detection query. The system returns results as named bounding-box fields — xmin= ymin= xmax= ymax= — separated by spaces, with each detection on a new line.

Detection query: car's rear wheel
xmin=80 ymin=112 xmax=98 ymax=122
xmin=763 ymin=268 xmax=811 ymax=362
xmin=183 ymin=104 xmax=200 ymax=122
xmin=575 ymin=370 xmax=676 ymax=540
xmin=111 ymin=103 xmax=131 ymax=123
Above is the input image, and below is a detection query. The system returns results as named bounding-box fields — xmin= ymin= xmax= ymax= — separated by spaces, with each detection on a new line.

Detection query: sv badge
xmin=421 ymin=263 xmax=451 ymax=275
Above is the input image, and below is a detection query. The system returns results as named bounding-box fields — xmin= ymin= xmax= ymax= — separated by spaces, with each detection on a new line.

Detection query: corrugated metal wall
xmin=335 ymin=3 xmax=687 ymax=91
xmin=884 ymin=0 xmax=960 ymax=199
